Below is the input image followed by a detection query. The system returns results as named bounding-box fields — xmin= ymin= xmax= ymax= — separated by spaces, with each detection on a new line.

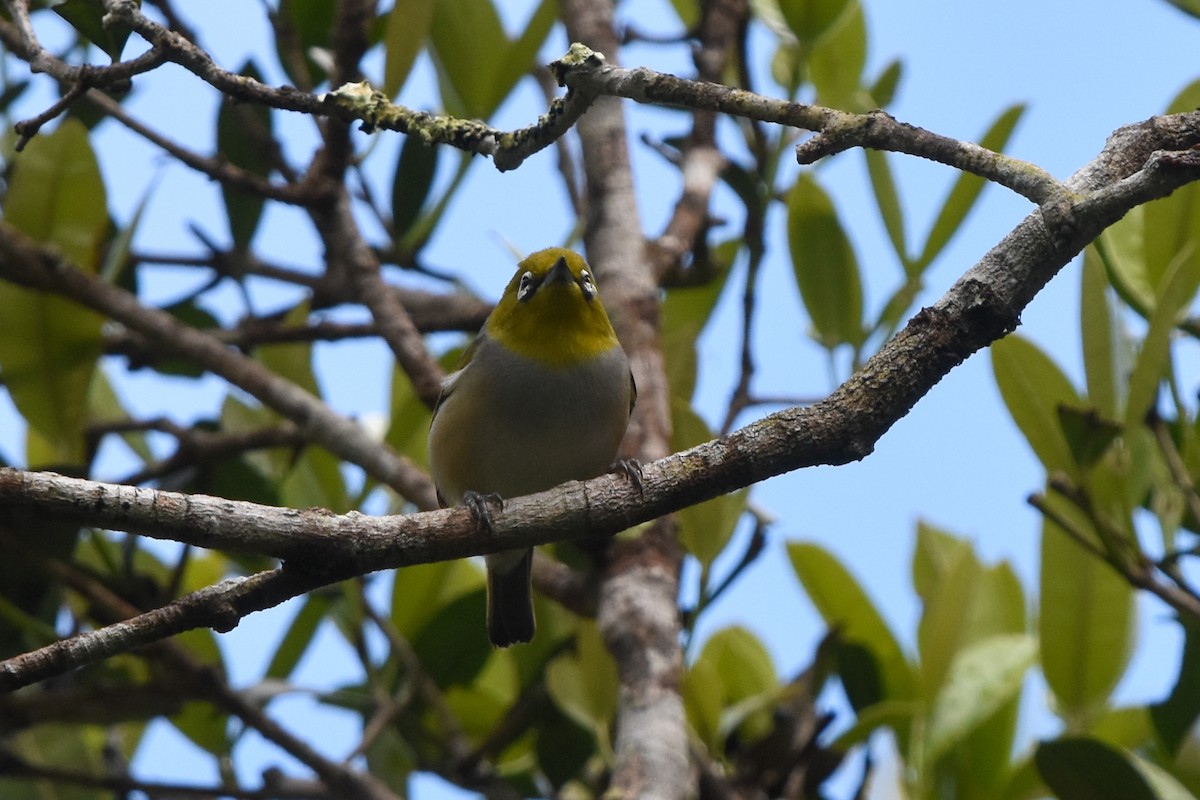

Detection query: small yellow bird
xmin=428 ymin=248 xmax=636 ymax=646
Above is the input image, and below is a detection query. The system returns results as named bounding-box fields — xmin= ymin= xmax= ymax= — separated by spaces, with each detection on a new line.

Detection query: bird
xmin=428 ymin=247 xmax=636 ymax=647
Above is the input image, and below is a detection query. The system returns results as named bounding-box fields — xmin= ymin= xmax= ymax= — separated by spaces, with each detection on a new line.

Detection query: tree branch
xmin=0 ymin=224 xmax=439 ymax=510
xmin=1 ymin=109 xmax=1195 ymax=693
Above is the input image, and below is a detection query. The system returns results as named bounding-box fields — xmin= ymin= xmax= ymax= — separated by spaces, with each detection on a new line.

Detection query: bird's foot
xmin=463 ymin=491 xmax=504 ymax=535
xmin=610 ymin=458 xmax=643 ymax=494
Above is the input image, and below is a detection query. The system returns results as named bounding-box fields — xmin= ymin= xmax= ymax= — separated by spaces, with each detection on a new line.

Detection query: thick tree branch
xmin=1 ymin=112 xmax=1196 ymax=693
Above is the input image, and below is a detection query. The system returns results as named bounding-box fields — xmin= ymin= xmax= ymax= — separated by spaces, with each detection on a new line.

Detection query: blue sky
xmin=3 ymin=0 xmax=1199 ymax=796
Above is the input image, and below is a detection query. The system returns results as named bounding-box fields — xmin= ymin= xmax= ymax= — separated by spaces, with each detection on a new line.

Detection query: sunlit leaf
xmin=684 ymin=655 xmax=725 ymax=749
xmin=696 ymin=626 xmax=777 ymax=745
xmin=1124 ymin=233 xmax=1200 ymax=432
xmin=924 ymin=634 xmax=1035 ymax=766
xmin=788 ymin=542 xmax=913 ymax=702
xmin=1039 ymin=497 xmax=1135 ymax=724
xmin=1141 ymin=78 xmax=1200 ymax=301
xmin=673 ymin=400 xmax=746 ymax=566
xmin=865 ymin=149 xmax=908 ymax=268
xmin=868 ymin=58 xmax=902 ymax=107
xmin=778 ymin=0 xmax=852 ymax=47
xmin=786 ymin=173 xmax=864 ymax=350
xmin=661 ymin=256 xmax=734 ymax=402
xmin=429 ymin=0 xmax=550 ymax=118
xmin=1080 ymin=249 xmax=1121 ymax=418
xmin=917 ymin=104 xmax=1025 ymax=270
xmin=546 ymin=621 xmax=619 ymax=742
xmin=991 ymin=334 xmax=1080 ymax=475
xmin=171 ymin=701 xmax=230 ymax=756
xmin=807 ymin=1 xmax=865 ymax=110
xmin=0 ymin=119 xmax=106 ymax=464
xmin=384 ymin=0 xmax=435 ymax=96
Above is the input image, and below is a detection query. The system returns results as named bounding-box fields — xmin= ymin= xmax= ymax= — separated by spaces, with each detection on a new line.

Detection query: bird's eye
xmin=579 ymin=269 xmax=596 ymax=299
xmin=517 ymin=271 xmax=535 ymax=301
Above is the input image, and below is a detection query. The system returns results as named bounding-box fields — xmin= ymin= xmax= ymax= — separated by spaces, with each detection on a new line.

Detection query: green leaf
xmin=778 ymin=0 xmax=853 ymax=47
xmin=672 ymin=400 xmax=746 ymax=566
xmin=384 ymin=0 xmax=435 ymax=96
xmin=924 ymin=634 xmax=1036 ymax=767
xmin=218 ymin=61 xmax=274 ymax=251
xmin=429 ymin=0 xmax=552 ymax=119
xmin=493 ymin=0 xmax=557 ymax=112
xmin=536 ymin=705 xmax=596 ymax=789
xmin=1128 ymin=753 xmax=1200 ymax=800
xmin=1039 ymin=502 xmax=1135 ymax=725
xmin=786 ymin=173 xmax=864 ymax=350
xmin=1164 ymin=0 xmax=1200 ymax=20
xmin=914 ymin=529 xmax=1026 ymax=736
xmin=171 ymin=701 xmax=230 ymax=756
xmin=444 ymin=651 xmax=519 ymax=740
xmin=695 ymin=627 xmax=778 ymax=745
xmin=788 ymin=542 xmax=913 ymax=702
xmin=1080 ymin=249 xmax=1121 ymax=418
xmin=1090 ymin=706 xmax=1154 ymax=750
xmin=684 ymin=655 xmax=725 ymax=749
xmin=868 ymin=58 xmax=903 ymax=107
xmin=865 ymin=149 xmax=908 ymax=267
xmin=830 ymin=698 xmax=916 ymax=751
xmin=1035 ymin=738 xmax=1157 ymax=800
xmin=917 ymin=104 xmax=1026 ymax=270
xmin=410 ymin=589 xmax=491 ymax=689
xmin=266 ymin=593 xmax=333 ymax=680
xmin=916 ymin=541 xmax=982 ymax=698
xmin=1123 ymin=231 xmax=1200 ymax=432
xmin=1151 ymin=617 xmax=1200 ymax=756
xmin=0 ymin=120 xmax=106 ymax=464
xmin=1057 ymin=406 xmax=1121 ymax=471
xmin=0 ymin=724 xmax=117 ymax=800
xmin=272 ymin=0 xmax=337 ymax=87
xmin=807 ymin=1 xmax=866 ymax=110
xmin=911 ymin=521 xmax=968 ymax=604
xmin=668 ymin=0 xmax=700 ymax=28
xmin=51 ymin=0 xmax=134 ymax=61
xmin=280 ymin=446 xmax=349 ymax=512
xmin=4 ymin=118 xmax=108 ymax=268
xmin=546 ymin=622 xmax=619 ymax=742
xmin=1095 ymin=208 xmax=1153 ymax=317
xmin=392 ymin=134 xmax=440 ymax=241
xmin=1142 ymin=78 xmax=1200 ymax=295
xmin=661 ymin=256 xmax=734 ymax=402
xmin=391 ymin=558 xmax=484 ymax=640
xmin=991 ymin=334 xmax=1081 ymax=475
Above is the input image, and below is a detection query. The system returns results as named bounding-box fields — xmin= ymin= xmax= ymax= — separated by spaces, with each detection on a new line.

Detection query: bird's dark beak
xmin=545 ymin=256 xmax=572 ymax=286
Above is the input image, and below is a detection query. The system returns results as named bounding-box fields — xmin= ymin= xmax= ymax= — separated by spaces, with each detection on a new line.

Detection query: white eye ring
xmin=517 ymin=271 xmax=535 ymax=301
xmin=579 ymin=270 xmax=596 ymax=299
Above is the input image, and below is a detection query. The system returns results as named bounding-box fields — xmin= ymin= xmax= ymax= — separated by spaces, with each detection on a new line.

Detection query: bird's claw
xmin=610 ymin=458 xmax=644 ymax=494
xmin=463 ymin=491 xmax=504 ymax=535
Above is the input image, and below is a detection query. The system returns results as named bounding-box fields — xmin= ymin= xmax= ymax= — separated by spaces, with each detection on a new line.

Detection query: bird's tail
xmin=486 ymin=548 xmax=535 ymax=647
